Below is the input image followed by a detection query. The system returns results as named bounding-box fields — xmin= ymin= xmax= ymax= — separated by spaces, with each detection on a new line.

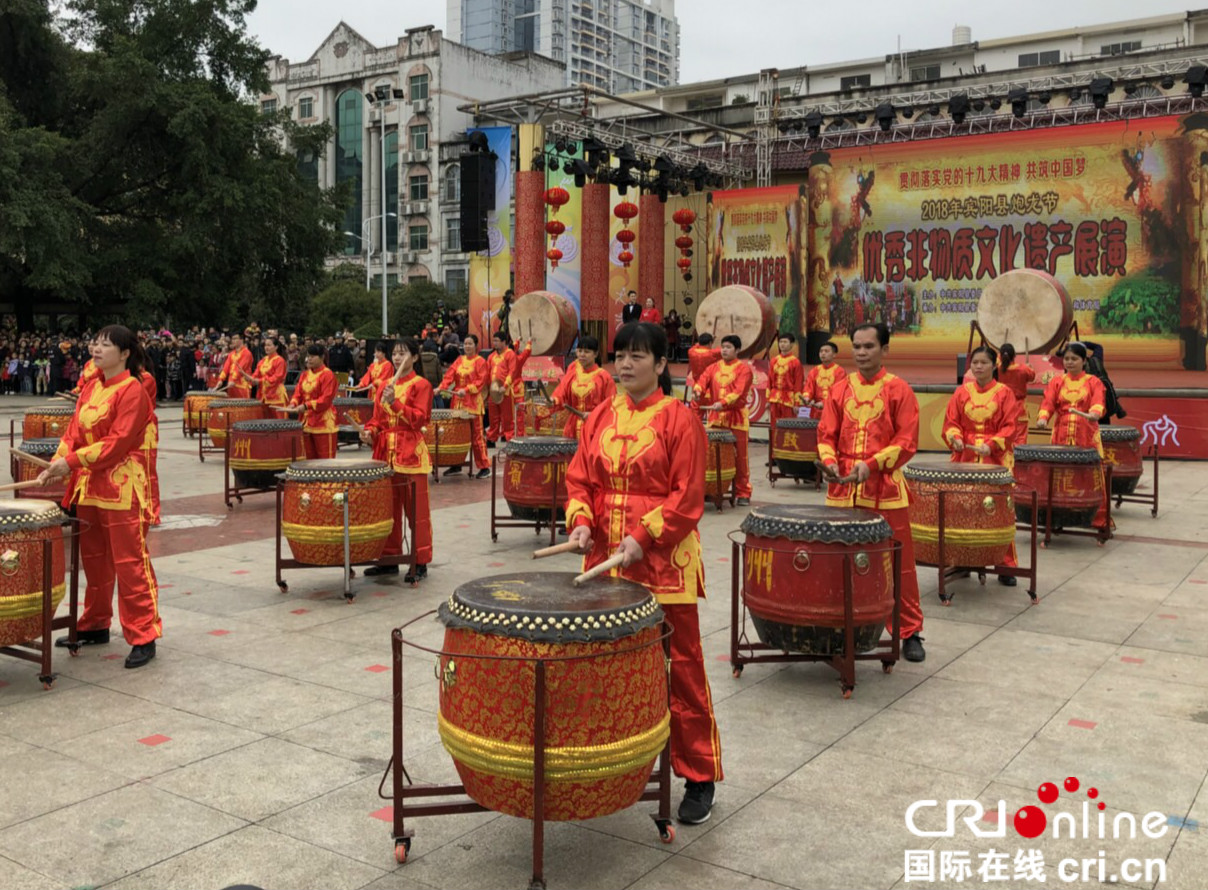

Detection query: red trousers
xmin=878 ymin=507 xmax=923 ymax=639
xmin=77 ymin=503 xmax=162 ymax=645
xmin=469 ymin=415 xmax=489 ymax=470
xmin=768 ymin=402 xmax=796 ymax=423
xmin=383 ymin=472 xmax=432 ymax=565
xmin=732 ymin=428 xmax=751 ymax=499
xmin=226 ymin=383 xmax=251 ymax=399
xmin=662 ymin=602 xmax=724 ymax=784
xmin=147 ymin=445 xmax=160 ymax=526
xmin=302 ymin=431 xmax=338 ymax=460
xmin=487 ymin=395 xmax=516 ymax=442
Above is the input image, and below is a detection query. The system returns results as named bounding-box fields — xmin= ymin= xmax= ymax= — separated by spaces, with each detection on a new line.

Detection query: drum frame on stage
xmin=727 ymin=534 xmax=903 ymax=699
xmin=222 ymin=431 xmax=306 ymax=511
xmin=705 ymin=433 xmax=737 ymax=512
xmin=1015 ymin=457 xmax=1115 ymax=547
xmin=382 ymin=614 xmax=677 ymax=889
xmin=272 ymin=478 xmax=416 ymax=600
xmin=766 ymin=417 xmax=821 ymax=490
xmin=1112 ymin=444 xmax=1160 ymax=518
xmin=0 ymin=518 xmax=83 ymax=689
xmin=965 ymin=318 xmax=1081 ymax=363
xmin=489 ymin=452 xmax=563 ymax=547
xmin=197 ymin=410 xmax=223 ymax=462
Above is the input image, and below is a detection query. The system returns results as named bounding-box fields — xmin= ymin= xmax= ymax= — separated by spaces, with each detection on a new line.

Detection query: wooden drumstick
xmin=53 ymin=392 xmax=77 ymax=401
xmin=1070 ymin=408 xmax=1098 ymax=421
xmin=532 ymin=540 xmax=581 ymax=559
xmin=0 ymin=479 xmax=56 ymax=494
xmin=572 ymin=553 xmax=625 ymax=587
xmin=12 ymin=450 xmax=52 ymax=469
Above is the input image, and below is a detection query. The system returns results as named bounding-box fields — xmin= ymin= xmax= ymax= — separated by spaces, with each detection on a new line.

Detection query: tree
xmin=308 ymin=281 xmax=378 ymax=337
xmin=388 ymin=279 xmax=465 ymax=339
xmin=1094 ymin=273 xmax=1179 ymax=335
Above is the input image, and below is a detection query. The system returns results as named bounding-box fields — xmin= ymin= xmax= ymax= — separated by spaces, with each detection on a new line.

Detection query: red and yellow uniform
xmin=693 ymin=359 xmax=754 ymax=500
xmin=803 ymin=362 xmax=848 ymax=413
xmin=217 ymin=346 xmax=254 ymax=398
xmin=817 ymin=369 xmax=922 ymax=638
xmin=565 ymin=390 xmax=722 ymax=785
xmin=138 ymin=371 xmax=161 ymax=527
xmin=511 ymin=340 xmax=532 ymax=403
xmin=251 ymin=353 xmax=288 ymax=407
xmin=687 ymin=344 xmax=721 ymax=383
xmin=289 ymin=365 xmax=338 ymax=459
xmin=549 ymin=361 xmax=616 ymax=440
xmin=999 ymin=362 xmax=1036 ymax=445
xmin=486 ymin=346 xmax=518 ymax=442
xmin=440 ymin=354 xmax=490 ymax=470
xmin=70 ymin=358 xmax=102 ymax=396
xmin=54 ymin=371 xmax=161 ymax=646
xmin=356 ymin=359 xmax=396 ymax=401
xmin=1038 ymin=371 xmax=1110 ymax=528
xmin=767 ymin=353 xmax=804 ymax=422
xmin=365 ymin=371 xmax=434 ymax=566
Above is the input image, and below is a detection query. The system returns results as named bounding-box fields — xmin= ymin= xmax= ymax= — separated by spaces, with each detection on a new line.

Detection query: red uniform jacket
xmin=290 ymin=366 xmax=338 ymax=433
xmin=439 ymin=355 xmax=489 ymax=414
xmin=253 ymin=353 xmax=288 ymax=406
xmin=767 ymin=354 xmax=804 ymax=409
xmin=565 ymin=391 xmax=706 ymax=605
xmin=804 ymin=362 xmax=848 ymax=405
xmin=357 ymin=359 xmax=396 ymax=400
xmin=1038 ymin=371 xmax=1106 ymax=456
xmin=550 ymin=362 xmax=616 ymax=439
xmin=71 ymin=359 xmax=102 ymax=395
xmin=693 ymin=359 xmax=753 ymax=432
xmin=943 ymin=381 xmax=1018 ymax=467
xmin=365 ymin=370 xmax=433 ymax=475
xmin=218 ymin=347 xmax=254 ymax=397
xmin=488 ymin=347 xmax=518 ymax=391
xmin=1000 ymin=362 xmax=1036 ymax=427
xmin=511 ymin=341 xmax=532 ymax=400
xmin=687 ymin=345 xmax=721 ymax=384
xmin=817 ymin=368 xmax=919 ymax=510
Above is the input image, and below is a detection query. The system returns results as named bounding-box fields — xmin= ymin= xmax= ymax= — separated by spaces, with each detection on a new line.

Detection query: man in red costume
xmin=510 ymin=338 xmax=533 ymax=432
xmin=216 ymin=333 xmax=254 ymax=398
xmin=817 ymin=322 xmax=925 ymax=662
xmin=70 ymin=354 xmax=102 ymax=396
xmin=285 ymin=344 xmax=338 ymax=459
xmin=693 ymin=335 xmax=754 ymax=506
xmin=803 ymin=340 xmax=847 ymax=416
xmin=686 ymin=332 xmax=721 ymax=397
xmin=439 ymin=336 xmax=491 ymax=478
xmin=486 ymin=332 xmax=518 ymax=444
xmin=549 ymin=335 xmax=615 ymax=440
xmin=767 ymin=332 xmax=804 ymax=423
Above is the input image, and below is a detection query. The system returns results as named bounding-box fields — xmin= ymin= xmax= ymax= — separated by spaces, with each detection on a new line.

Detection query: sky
xmin=246 ymin=0 xmax=1202 ymax=84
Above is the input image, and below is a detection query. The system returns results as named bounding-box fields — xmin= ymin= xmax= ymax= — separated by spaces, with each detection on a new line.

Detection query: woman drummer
xmin=242 ymin=335 xmax=288 ymax=407
xmin=997 ymin=342 xmax=1035 ymax=446
xmin=565 ymin=321 xmax=723 ymax=826
xmin=942 ymin=345 xmax=1021 ymax=585
xmin=548 ymin=334 xmax=615 ymax=440
xmin=438 ymin=335 xmax=491 ymax=478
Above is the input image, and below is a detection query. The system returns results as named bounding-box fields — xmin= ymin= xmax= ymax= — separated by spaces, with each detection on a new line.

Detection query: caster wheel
xmin=841 ymin=687 xmax=853 ymax=700
xmin=349 ymin=568 xmax=357 ymax=578
xmin=882 ymin=661 xmax=894 ymax=674
xmin=769 ymin=480 xmax=776 ymax=488
xmin=394 ymin=839 xmax=409 ymax=864
xmin=1039 ymin=542 xmax=1048 ymax=550
xmin=978 ymin=572 xmax=987 ymax=585
xmin=236 ymin=496 xmax=243 ymax=504
xmin=67 ymin=644 xmax=80 ymax=657
xmin=938 ymin=595 xmax=952 ymax=606
xmin=344 ymin=593 xmax=356 ymax=603
xmin=1028 ymin=592 xmax=1039 ymax=604
xmin=659 ymin=823 xmax=676 ymax=844
xmin=491 ymin=534 xmax=498 ymax=543
xmin=278 ymin=582 xmax=289 ymax=593
xmin=732 ymin=665 xmax=744 ymax=678
xmin=40 ymin=676 xmax=55 ymax=689
xmin=227 ymin=503 xmax=234 ymax=511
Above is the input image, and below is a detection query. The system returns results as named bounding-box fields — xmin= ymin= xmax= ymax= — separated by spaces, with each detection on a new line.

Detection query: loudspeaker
xmin=956 ymin=352 xmax=967 ymax=384
xmin=459 ymin=152 xmax=496 ymax=253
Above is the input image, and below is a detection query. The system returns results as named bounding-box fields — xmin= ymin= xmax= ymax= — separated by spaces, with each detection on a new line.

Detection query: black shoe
xmin=998 ymin=574 xmax=1018 ymax=587
xmin=486 ymin=440 xmax=496 ymax=449
xmin=678 ymin=781 xmax=715 ymax=825
xmin=364 ymin=564 xmax=400 ymax=577
xmin=443 ymin=466 xmax=464 ymax=476
xmin=902 ymin=633 xmax=926 ymax=663
xmin=125 ymin=641 xmax=156 ymax=669
xmin=736 ymin=497 xmax=751 ymax=506
xmin=56 ymin=628 xmax=109 ymax=648
xmin=475 ymin=468 xmax=491 ymax=479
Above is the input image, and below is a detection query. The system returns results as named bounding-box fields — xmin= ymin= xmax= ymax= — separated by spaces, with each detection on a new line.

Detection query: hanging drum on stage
xmin=502 ymin=437 xmax=578 ymax=521
xmin=22 ymin=404 xmax=74 ymax=441
xmin=14 ymin=440 xmax=66 ymax=503
xmin=1099 ymin=426 xmax=1143 ymax=495
xmin=280 ymin=459 xmax=394 ymax=566
xmin=976 ymin=269 xmax=1073 ymax=355
xmin=772 ymin=417 xmax=819 ymax=480
xmin=705 ymin=429 xmax=737 ymax=499
xmin=206 ymin=399 xmax=267 ymax=446
xmin=904 ymin=460 xmax=1016 ymax=568
xmin=424 ymin=410 xmax=473 ymax=468
xmin=507 ymin=290 xmax=579 ymax=357
xmin=523 ymin=399 xmax=569 ymax=437
xmin=334 ymin=397 xmax=374 ymax=445
xmin=228 ymin=420 xmax=305 ymax=489
xmin=1012 ymin=444 xmax=1103 ymax=528
xmin=740 ymin=505 xmax=896 ymax=655
xmin=0 ymin=502 xmax=67 ymax=649
xmin=437 ymin=572 xmax=669 ymax=821
xmin=183 ymin=391 xmax=227 ymax=436
xmin=694 ymin=285 xmax=777 ymax=359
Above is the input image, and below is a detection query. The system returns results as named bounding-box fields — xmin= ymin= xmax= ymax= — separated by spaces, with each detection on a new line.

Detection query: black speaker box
xmin=459 ymin=153 xmax=496 ymax=252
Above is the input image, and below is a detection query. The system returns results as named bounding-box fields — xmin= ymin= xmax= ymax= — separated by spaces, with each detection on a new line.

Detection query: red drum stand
xmin=489 ymin=453 xmax=564 ymax=547
xmin=1113 ymin=445 xmax=1160 ymax=518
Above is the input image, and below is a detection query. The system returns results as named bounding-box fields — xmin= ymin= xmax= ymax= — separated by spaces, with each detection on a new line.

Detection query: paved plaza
xmin=0 ymin=394 xmax=1206 ymax=890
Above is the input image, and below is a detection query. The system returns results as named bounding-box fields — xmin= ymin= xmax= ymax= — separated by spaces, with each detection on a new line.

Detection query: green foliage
xmin=307 ymin=281 xmax=378 ymax=337
xmin=388 ymin=279 xmax=466 ymax=339
xmin=1094 ymin=273 xmax=1180 ymax=335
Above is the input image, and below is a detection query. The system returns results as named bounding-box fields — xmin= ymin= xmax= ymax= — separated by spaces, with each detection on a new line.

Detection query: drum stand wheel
xmin=655 ymin=819 xmax=676 ymax=844
xmin=277 ymin=580 xmax=289 ymax=593
xmin=881 ymin=660 xmax=894 ymax=674
xmin=393 ymin=838 xmax=409 ymax=864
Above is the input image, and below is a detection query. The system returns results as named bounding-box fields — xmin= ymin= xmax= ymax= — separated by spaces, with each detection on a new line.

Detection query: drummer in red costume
xmin=39 ymin=325 xmax=161 ymax=669
xmin=362 ymin=338 xmax=433 ymax=583
xmin=439 ymin=335 xmax=491 ymax=478
xmin=942 ymin=345 xmax=1021 ymax=585
xmin=686 ymin=333 xmax=721 ymax=402
xmin=70 ymin=354 xmax=102 ymax=396
xmin=549 ymin=335 xmax=615 ymax=439
xmin=486 ymin=332 xmax=519 ymax=444
xmin=241 ymin=335 xmax=288 ymax=407
xmin=511 ymin=338 xmax=533 ymax=426
xmin=1035 ymin=342 xmax=1111 ymax=532
xmin=767 ymin=332 xmax=804 ymax=423
xmin=693 ymin=335 xmax=754 ymax=507
xmin=283 ymin=344 xmax=338 ymax=459
xmin=137 ymin=367 xmax=161 ymax=526
xmin=349 ymin=342 xmax=395 ymax=400
xmin=565 ymin=321 xmax=722 ymax=826
xmin=997 ymin=342 xmax=1036 ymax=446
xmin=215 ymin=332 xmax=254 ymax=398
xmin=817 ymin=323 xmax=925 ymax=662
xmin=803 ymin=340 xmax=847 ymax=416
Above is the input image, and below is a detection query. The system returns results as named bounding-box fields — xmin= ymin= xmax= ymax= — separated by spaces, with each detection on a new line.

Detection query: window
xmin=297 ymin=97 xmax=313 ymax=119
xmin=1101 ymin=41 xmax=1142 ymax=56
xmin=297 ymin=148 xmax=317 ymax=181
xmin=409 ymin=74 xmax=429 ymax=102
xmin=335 ymin=89 xmax=363 ymax=255
xmin=910 ymin=65 xmax=941 ymax=82
xmin=409 ymin=174 xmax=429 ymax=201
xmin=445 ymin=268 xmax=468 ymax=294
xmin=840 ymin=74 xmax=872 ymax=91
xmin=410 ymin=224 xmax=429 ymax=250
xmin=685 ymin=94 xmax=724 ymax=112
xmin=445 ymin=216 xmax=461 ymax=252
xmin=443 ymin=165 xmax=460 ymax=203
xmin=385 ymin=131 xmax=399 ymax=251
xmin=409 ymin=125 xmax=428 ymax=151
xmin=261 ymin=99 xmax=277 ymax=114
xmin=1018 ymin=50 xmax=1061 ymax=68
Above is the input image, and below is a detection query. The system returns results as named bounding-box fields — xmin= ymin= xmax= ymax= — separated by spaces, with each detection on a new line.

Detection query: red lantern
xmin=613 ymin=200 xmax=639 ymax=222
xmin=547 ymin=247 xmax=563 ymax=268
xmin=545 ymin=187 xmax=570 ymax=215
xmin=675 ymin=235 xmax=693 ymax=250
xmin=545 ymin=219 xmax=566 ymax=245
xmin=616 ymin=228 xmax=636 ymax=245
xmin=677 ymin=256 xmax=692 ymax=271
xmin=672 ymin=208 xmax=696 ymax=232
xmin=618 ymin=250 xmax=634 ymax=267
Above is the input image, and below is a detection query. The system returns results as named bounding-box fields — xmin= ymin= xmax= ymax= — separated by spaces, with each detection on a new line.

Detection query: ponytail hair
xmin=999 ymin=342 xmax=1017 ymax=369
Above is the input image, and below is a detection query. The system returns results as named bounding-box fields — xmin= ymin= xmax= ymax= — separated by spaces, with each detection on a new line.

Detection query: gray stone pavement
xmin=1 ymin=393 xmax=1206 ymax=890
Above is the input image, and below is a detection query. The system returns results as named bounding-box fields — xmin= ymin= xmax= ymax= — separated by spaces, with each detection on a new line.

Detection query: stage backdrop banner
xmin=806 ymin=115 xmax=1203 ymax=369
xmin=544 ymin=146 xmax=583 ymax=318
xmin=607 ymin=187 xmax=642 ymax=344
xmin=468 ymin=126 xmax=513 ymax=344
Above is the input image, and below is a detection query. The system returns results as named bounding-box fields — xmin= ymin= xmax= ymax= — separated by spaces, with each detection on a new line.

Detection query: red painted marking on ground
xmin=183 ymin=591 xmax=192 ymax=596
xmin=370 ymin=805 xmax=393 ymax=822
xmin=488 ymin=562 xmax=505 ymax=567
xmin=1068 ymin=719 xmax=1098 ymax=730
xmin=1190 ymin=579 xmax=1208 ymax=585
xmin=712 ymin=654 xmax=732 ymax=662
xmin=1158 ymin=614 xmax=1179 ymax=620
xmin=371 ymin=591 xmax=388 ymax=598
xmin=457 ymin=524 xmax=470 ymax=528
xmin=290 ymin=609 xmax=309 ymax=615
xmin=102 ymin=654 xmax=124 ymax=661
xmin=717 ymin=557 xmax=729 ymax=563
xmin=1110 ymin=534 xmax=1208 ymax=550
xmin=207 ymin=630 xmax=231 ymax=636
xmin=231 ymin=570 xmax=249 ymax=575
xmin=160 ymin=584 xmax=174 ymax=589
xmin=981 ymin=809 xmax=1001 ymax=823
xmin=138 ymin=734 xmax=171 ymax=746
xmin=364 ymin=664 xmax=390 ymax=673
xmin=0 ymin=680 xmax=9 ymax=688
xmin=1121 ymin=656 xmax=1145 ymax=664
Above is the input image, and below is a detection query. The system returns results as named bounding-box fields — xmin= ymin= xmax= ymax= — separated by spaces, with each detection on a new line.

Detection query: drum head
xmin=212 ymin=399 xmax=263 ymax=408
xmin=285 ymin=459 xmax=391 ymax=481
xmin=26 ymin=405 xmax=74 ymax=416
xmin=505 ymin=436 xmax=578 ymax=457
xmin=977 ymin=269 xmax=1071 ymax=354
xmin=707 ymin=429 xmax=737 ymax=444
xmin=508 ymin=290 xmax=576 ymax=356
xmin=231 ymin=419 xmax=303 ymax=432
xmin=904 ymin=459 xmax=1014 ymax=486
xmin=740 ymin=504 xmax=892 ymax=543
xmin=776 ymin=418 xmax=819 ymax=430
xmin=1014 ymin=444 xmax=1101 ymax=464
xmin=695 ymin=285 xmax=774 ymax=358
xmin=19 ymin=438 xmax=61 ymax=456
xmin=440 ymin=572 xmax=661 ymax=642
xmin=1098 ymin=425 xmax=1140 ymax=442
xmin=0 ymin=501 xmax=66 ymax=530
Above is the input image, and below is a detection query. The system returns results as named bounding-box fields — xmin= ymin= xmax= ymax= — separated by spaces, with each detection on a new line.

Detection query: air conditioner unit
xmin=398 ymin=251 xmax=418 ymax=264
xmin=403 ymin=201 xmax=429 ymax=216
xmin=403 ymin=150 xmax=430 ymax=164
xmin=411 ymin=98 xmax=429 ymax=114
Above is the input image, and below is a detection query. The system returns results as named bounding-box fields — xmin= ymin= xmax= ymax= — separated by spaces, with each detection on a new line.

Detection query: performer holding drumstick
xmin=346 ymin=342 xmax=395 ymax=399
xmin=802 ymin=339 xmax=847 ymax=416
xmin=282 ymin=344 xmax=338 ymax=459
xmin=692 ymin=335 xmax=754 ymax=507
xmin=215 ymin=333 xmax=254 ymax=398
xmin=240 ymin=335 xmax=288 ymax=407
xmin=548 ymin=335 xmax=615 ymax=440
xmin=564 ymin=321 xmax=723 ymax=826
xmin=438 ymin=335 xmax=491 ymax=478
xmin=997 ymin=341 xmax=1035 ymax=446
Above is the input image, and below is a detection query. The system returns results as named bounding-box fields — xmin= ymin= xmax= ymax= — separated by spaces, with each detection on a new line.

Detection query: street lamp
xmin=345 ymin=213 xmax=396 ymax=291
xmin=366 ymin=86 xmax=406 ymax=335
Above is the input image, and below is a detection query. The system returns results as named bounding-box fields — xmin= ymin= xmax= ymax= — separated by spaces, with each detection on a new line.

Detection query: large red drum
xmin=206 ymin=399 xmax=269 ymax=446
xmin=183 ymin=391 xmax=227 ymax=435
xmin=502 ymin=437 xmax=577 ymax=521
xmin=977 ymin=268 xmax=1073 ymax=355
xmin=1012 ymin=444 xmax=1103 ymax=528
xmin=507 ymin=290 xmax=579 ymax=357
xmin=772 ymin=417 xmax=819 ymax=480
xmin=424 ymin=410 xmax=472 ymax=468
xmin=281 ymin=460 xmax=394 ymax=566
xmin=14 ymin=440 xmax=67 ymax=503
xmin=904 ymin=460 xmax=1016 ymax=568
xmin=741 ymin=505 xmax=896 ymax=655
xmin=705 ymin=428 xmax=737 ymax=500
xmin=522 ymin=400 xmax=569 ymax=437
xmin=437 ymin=573 xmax=669 ymax=821
xmin=695 ymin=285 xmax=777 ymax=358
xmin=1099 ymin=426 xmax=1143 ymax=495
xmin=22 ymin=405 xmax=74 ymax=441
xmin=229 ymin=420 xmax=305 ymax=489
xmin=0 ymin=503 xmax=67 ymax=648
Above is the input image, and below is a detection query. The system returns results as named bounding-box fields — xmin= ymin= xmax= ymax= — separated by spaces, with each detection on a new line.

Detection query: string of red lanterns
xmin=672 ymin=207 xmax=696 ymax=281
xmin=613 ymin=200 xmax=638 ymax=268
xmin=544 ymin=187 xmax=570 ymax=268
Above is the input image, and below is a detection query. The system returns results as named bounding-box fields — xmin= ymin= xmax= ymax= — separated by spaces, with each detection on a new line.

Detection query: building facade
xmin=263 ymin=23 xmax=564 ymax=294
xmin=447 ymin=0 xmax=679 ymax=94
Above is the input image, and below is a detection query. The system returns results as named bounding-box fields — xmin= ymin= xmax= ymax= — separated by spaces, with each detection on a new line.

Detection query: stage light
xmin=562 ymin=159 xmax=574 ymax=175
xmin=948 ymin=94 xmax=970 ymax=124
xmin=927 ymin=103 xmax=941 ymax=116
xmin=531 ymin=149 xmax=546 ymax=171
xmin=874 ymin=103 xmax=895 ymax=132
xmin=1090 ymin=77 xmax=1113 ymax=109
xmin=554 ymin=137 xmax=567 ymax=153
xmin=989 ymin=98 xmax=1002 ymax=111
xmin=1038 ymin=91 xmax=1052 ymax=104
xmin=902 ymin=107 xmax=914 ymax=120
xmin=1161 ymin=74 xmax=1175 ymax=90
xmin=1124 ymin=82 xmax=1138 ymax=95
xmin=972 ymin=99 xmax=985 ymax=112
xmin=804 ymin=110 xmax=823 ymax=138
xmin=856 ymin=113 xmax=868 ymax=124
xmin=1185 ymin=65 xmax=1207 ymax=97
xmin=1008 ymin=87 xmax=1029 ymax=119
xmin=469 ymin=130 xmax=491 ymax=153
xmin=570 ymin=158 xmax=593 ymax=188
